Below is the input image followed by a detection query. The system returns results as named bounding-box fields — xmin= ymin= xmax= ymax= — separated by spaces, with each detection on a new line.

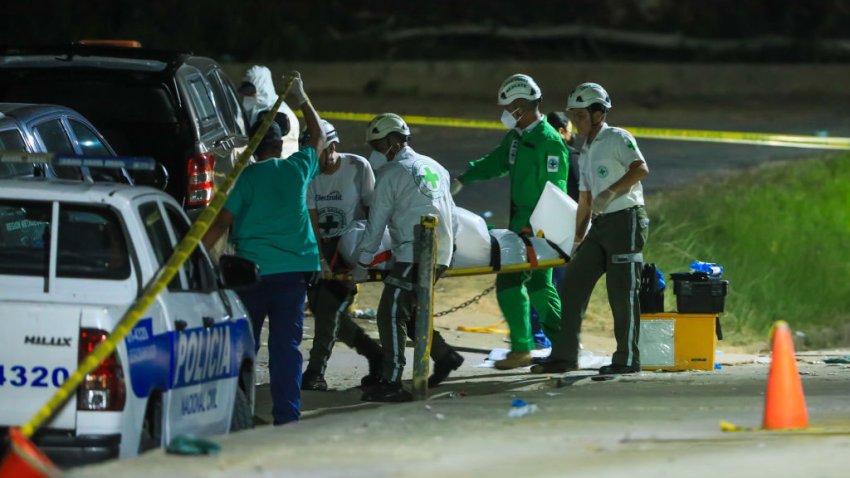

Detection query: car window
xmin=0 ymin=200 xmax=51 ymax=276
xmin=186 ymin=75 xmax=220 ymax=137
xmin=209 ymin=70 xmax=244 ymax=136
xmin=33 ymin=119 xmax=73 ymax=154
xmin=57 ymin=205 xmax=130 ymax=280
xmin=33 ymin=119 xmax=80 ymax=180
xmin=138 ymin=201 xmax=181 ymax=290
xmin=0 ymin=129 xmax=33 ymax=179
xmin=67 ymin=119 xmax=127 ymax=183
xmin=68 ymin=119 xmax=110 ymax=156
xmin=165 ymin=204 xmax=216 ymax=291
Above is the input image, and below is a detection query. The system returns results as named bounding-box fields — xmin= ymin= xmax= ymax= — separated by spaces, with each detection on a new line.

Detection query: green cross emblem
xmin=598 ymin=166 xmax=609 ymax=178
xmin=422 ymin=166 xmax=440 ymax=190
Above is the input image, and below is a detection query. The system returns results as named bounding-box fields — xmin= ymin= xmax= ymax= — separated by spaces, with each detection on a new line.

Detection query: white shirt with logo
xmin=579 ymin=123 xmax=646 ymax=214
xmin=356 ymin=146 xmax=457 ymax=266
xmin=307 ymin=153 xmax=375 ymax=238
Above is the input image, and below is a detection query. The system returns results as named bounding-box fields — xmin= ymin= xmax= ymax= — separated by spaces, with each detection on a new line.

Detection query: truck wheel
xmin=230 ymin=386 xmax=254 ymax=432
xmin=139 ymin=396 xmax=162 ymax=453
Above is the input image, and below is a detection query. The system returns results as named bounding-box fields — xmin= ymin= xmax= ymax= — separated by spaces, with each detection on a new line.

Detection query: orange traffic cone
xmin=762 ymin=321 xmax=809 ymax=430
xmin=0 ymin=428 xmax=61 ymax=478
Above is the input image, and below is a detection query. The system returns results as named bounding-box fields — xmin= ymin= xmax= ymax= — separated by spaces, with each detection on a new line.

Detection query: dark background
xmin=3 ymin=0 xmax=850 ymax=62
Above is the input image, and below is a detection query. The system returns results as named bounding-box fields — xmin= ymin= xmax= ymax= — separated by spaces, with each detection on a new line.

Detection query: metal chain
xmin=434 ymin=284 xmax=496 ymax=318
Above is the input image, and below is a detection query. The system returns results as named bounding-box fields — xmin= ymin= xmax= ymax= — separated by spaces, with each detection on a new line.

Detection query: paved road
xmin=74 ymin=359 xmax=850 ymax=478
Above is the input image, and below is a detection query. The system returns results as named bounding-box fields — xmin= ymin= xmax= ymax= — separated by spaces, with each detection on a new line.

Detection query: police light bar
xmin=0 ymin=152 xmax=156 ymax=171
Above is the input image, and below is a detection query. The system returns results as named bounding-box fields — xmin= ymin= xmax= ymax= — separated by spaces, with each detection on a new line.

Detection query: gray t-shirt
xmin=307 ymin=153 xmax=374 ymax=238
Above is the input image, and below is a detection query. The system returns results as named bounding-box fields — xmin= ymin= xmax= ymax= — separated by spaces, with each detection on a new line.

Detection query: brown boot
xmin=494 ymin=351 xmax=532 ymax=370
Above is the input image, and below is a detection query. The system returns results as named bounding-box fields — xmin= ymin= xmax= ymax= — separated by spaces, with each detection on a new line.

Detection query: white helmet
xmin=299 ymin=119 xmax=339 ymax=149
xmin=566 ymin=82 xmax=612 ymax=110
xmin=365 ymin=113 xmax=410 ymax=142
xmin=497 ymin=74 xmax=542 ymax=106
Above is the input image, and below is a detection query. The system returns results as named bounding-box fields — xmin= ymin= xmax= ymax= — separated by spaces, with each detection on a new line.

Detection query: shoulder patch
xmin=546 ymin=155 xmax=559 ymax=173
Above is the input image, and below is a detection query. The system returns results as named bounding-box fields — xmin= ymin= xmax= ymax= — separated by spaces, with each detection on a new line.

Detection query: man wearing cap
xmin=351 ymin=113 xmax=465 ymax=402
xmin=301 ymin=119 xmax=385 ymax=391
xmin=239 ymin=65 xmax=301 ymax=158
xmin=451 ymin=74 xmax=569 ymax=370
xmin=202 ymin=72 xmax=324 ymax=425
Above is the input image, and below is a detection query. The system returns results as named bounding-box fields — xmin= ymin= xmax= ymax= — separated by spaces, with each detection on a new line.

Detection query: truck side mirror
xmin=218 ymin=254 xmax=259 ymax=289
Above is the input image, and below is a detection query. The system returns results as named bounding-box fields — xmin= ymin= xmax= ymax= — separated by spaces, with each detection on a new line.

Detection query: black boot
xmin=429 ymin=351 xmax=464 ymax=388
xmin=598 ymin=363 xmax=640 ymax=375
xmin=360 ymin=379 xmax=412 ymax=402
xmin=529 ymin=359 xmax=577 ymax=374
xmin=301 ymin=369 xmax=328 ymax=391
xmin=353 ymin=333 xmax=384 ymax=388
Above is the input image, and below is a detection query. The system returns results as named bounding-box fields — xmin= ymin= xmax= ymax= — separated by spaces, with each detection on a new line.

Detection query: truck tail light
xmin=187 ymin=153 xmax=215 ymax=207
xmin=78 ymin=329 xmax=126 ymax=411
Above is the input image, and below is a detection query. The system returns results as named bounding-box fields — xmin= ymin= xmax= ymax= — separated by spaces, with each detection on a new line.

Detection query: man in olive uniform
xmin=532 ymin=82 xmax=650 ymax=375
xmin=451 ymin=74 xmax=569 ymax=369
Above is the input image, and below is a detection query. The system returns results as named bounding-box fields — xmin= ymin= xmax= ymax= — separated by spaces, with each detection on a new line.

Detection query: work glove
xmin=286 ymin=71 xmax=308 ymax=106
xmin=319 ymin=258 xmax=333 ymax=278
xmin=591 ymin=188 xmax=618 ymax=217
xmin=450 ymin=177 xmax=464 ymax=195
xmin=351 ymin=264 xmax=369 ymax=284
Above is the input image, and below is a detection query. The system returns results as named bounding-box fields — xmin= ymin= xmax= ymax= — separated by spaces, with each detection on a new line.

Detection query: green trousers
xmin=550 ymin=206 xmax=649 ymax=367
xmin=496 ymin=268 xmax=562 ymax=353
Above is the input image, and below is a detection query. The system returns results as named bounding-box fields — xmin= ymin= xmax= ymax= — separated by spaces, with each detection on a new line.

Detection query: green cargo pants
xmin=305 ymin=237 xmax=382 ymax=375
xmin=496 ymin=268 xmax=562 ymax=353
xmin=550 ymin=206 xmax=649 ymax=368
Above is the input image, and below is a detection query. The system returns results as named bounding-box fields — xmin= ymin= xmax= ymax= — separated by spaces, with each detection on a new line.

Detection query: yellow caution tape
xmin=720 ymin=420 xmax=847 ymax=435
xmin=457 ymin=319 xmax=509 ymax=335
xmin=305 ymin=110 xmax=850 ymax=150
xmin=20 ymin=79 xmax=297 ymax=438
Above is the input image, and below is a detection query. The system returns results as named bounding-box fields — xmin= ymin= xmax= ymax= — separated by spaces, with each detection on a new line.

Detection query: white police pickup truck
xmin=0 ymin=169 xmax=257 ymax=466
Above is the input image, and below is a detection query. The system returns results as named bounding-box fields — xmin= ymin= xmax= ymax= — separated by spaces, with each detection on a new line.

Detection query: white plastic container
xmin=529 ymin=181 xmax=578 ymax=256
xmin=489 ymin=229 xmax=527 ymax=266
xmin=450 ymin=207 xmax=492 ymax=269
xmin=337 ymin=220 xmax=394 ymax=270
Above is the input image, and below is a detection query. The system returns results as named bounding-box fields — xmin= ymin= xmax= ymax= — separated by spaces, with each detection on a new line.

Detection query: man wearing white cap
xmin=302 ymin=120 xmax=384 ymax=391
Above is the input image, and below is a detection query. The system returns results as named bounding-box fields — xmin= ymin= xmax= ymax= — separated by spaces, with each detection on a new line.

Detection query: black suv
xmin=0 ymin=44 xmax=248 ymax=211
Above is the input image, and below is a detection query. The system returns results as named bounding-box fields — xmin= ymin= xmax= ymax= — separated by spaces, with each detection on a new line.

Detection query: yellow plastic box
xmin=638 ymin=313 xmax=717 ymax=371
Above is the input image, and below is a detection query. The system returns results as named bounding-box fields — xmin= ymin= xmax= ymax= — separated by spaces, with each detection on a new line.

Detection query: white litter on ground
xmin=476 ymin=348 xmax=612 ymax=369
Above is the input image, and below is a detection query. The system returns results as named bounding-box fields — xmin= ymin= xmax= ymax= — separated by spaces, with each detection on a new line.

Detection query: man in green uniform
xmin=451 ymin=74 xmax=569 ymax=369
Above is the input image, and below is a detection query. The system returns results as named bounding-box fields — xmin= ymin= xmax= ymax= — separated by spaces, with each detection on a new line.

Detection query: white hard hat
xmin=365 ymin=113 xmax=410 ymax=143
xmin=566 ymin=82 xmax=612 ymax=110
xmin=299 ymin=119 xmax=339 ymax=150
xmin=321 ymin=120 xmax=339 ymax=145
xmin=497 ymin=74 xmax=542 ymax=106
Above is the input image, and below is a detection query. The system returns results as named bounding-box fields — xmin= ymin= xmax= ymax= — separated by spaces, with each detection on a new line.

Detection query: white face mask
xmin=242 ymin=96 xmax=257 ymax=114
xmin=368 ymin=148 xmax=389 ymax=171
xmin=500 ymin=108 xmax=521 ymax=129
